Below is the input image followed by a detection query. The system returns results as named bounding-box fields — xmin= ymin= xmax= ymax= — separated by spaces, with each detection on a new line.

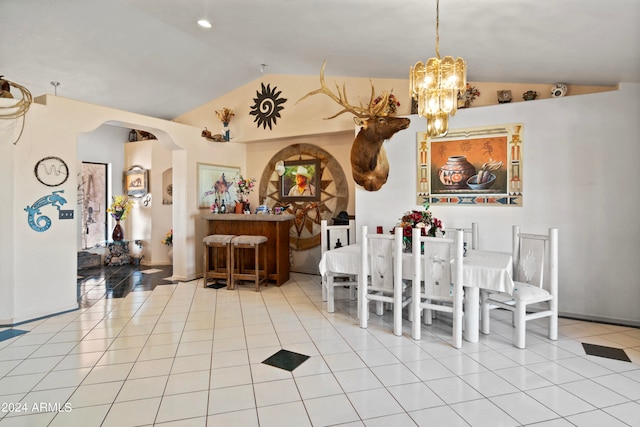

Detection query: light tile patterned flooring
xmin=1 ymin=273 xmax=639 ymax=426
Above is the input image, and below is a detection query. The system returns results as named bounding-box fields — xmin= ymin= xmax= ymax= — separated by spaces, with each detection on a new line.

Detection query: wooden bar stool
xmin=230 ymin=235 xmax=268 ymax=291
xmin=203 ymin=234 xmax=235 ymax=289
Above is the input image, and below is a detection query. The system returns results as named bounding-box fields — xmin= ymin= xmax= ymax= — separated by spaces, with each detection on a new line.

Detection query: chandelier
xmin=410 ymin=0 xmax=466 ymax=137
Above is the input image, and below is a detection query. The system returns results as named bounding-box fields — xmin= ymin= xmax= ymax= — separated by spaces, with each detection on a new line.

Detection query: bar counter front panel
xmin=202 ymin=213 xmax=294 ymax=286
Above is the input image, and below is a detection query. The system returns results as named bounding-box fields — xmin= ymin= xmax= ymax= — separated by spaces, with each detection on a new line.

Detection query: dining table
xmin=318 ymin=244 xmax=514 ymax=343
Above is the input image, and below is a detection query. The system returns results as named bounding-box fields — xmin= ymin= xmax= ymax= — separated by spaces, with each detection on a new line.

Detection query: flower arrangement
xmin=162 ymin=229 xmax=173 ymax=246
xmin=107 ymin=195 xmax=133 ymax=221
xmin=394 ymin=203 xmax=444 ymax=249
xmin=215 ymin=107 xmax=235 ymax=124
xmin=458 ymin=84 xmax=480 ymax=108
xmin=235 ymin=175 xmax=256 ymax=202
xmin=373 ymin=92 xmax=400 ymax=115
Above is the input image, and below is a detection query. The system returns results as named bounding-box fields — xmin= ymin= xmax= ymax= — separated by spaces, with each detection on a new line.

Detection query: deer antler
xmin=297 ymin=60 xmax=390 ymax=119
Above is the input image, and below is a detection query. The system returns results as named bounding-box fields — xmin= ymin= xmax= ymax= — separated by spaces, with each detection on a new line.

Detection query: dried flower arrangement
xmin=458 ymin=84 xmax=481 ymax=108
xmin=215 ymin=107 xmax=235 ymax=124
xmin=373 ymin=92 xmax=401 ymax=115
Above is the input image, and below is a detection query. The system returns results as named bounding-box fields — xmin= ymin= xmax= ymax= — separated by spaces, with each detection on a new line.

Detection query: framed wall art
xmin=279 ymin=159 xmax=320 ymax=203
xmin=81 ymin=162 xmax=108 ymax=248
xmin=124 ymin=165 xmax=148 ymax=198
xmin=197 ymin=162 xmax=241 ymax=208
xmin=416 ymin=123 xmax=523 ymax=206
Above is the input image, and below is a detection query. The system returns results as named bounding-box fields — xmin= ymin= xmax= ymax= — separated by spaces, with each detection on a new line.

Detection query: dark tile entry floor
xmin=0 ymin=329 xmax=29 ymax=342
xmin=77 ymin=264 xmax=175 ymax=308
xmin=262 ymin=349 xmax=311 ymax=372
xmin=206 ymin=283 xmax=227 ymax=289
xmin=582 ymin=342 xmax=632 ymax=362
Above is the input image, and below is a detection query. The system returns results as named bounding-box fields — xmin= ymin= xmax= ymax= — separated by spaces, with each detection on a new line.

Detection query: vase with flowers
xmin=107 ymin=195 xmax=133 ymax=241
xmin=162 ymin=229 xmax=173 ymax=263
xmin=458 ymin=84 xmax=480 ymax=108
xmin=394 ymin=202 xmax=444 ymax=251
xmin=234 ymin=174 xmax=256 ymax=213
xmin=215 ymin=107 xmax=235 ymax=141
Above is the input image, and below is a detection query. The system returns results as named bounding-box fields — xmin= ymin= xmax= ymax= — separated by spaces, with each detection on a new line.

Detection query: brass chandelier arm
xmin=435 ymin=0 xmax=440 ymax=60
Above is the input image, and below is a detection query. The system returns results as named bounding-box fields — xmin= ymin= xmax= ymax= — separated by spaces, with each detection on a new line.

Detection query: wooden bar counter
xmin=202 ymin=213 xmax=294 ymax=286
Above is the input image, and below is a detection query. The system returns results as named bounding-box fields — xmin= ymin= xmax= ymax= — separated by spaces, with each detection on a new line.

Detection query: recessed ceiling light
xmin=197 ymin=19 xmax=212 ymax=28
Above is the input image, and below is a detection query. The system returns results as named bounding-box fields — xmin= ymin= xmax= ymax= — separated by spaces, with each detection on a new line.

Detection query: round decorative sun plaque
xmin=250 ymin=82 xmax=287 ymax=130
xmin=34 ymin=156 xmax=69 ymax=187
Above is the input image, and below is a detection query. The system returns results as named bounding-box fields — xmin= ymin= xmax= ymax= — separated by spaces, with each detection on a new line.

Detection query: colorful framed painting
xmin=197 ymin=163 xmax=241 ymax=209
xmin=416 ymin=123 xmax=523 ymax=206
xmin=279 ymin=159 xmax=320 ymax=202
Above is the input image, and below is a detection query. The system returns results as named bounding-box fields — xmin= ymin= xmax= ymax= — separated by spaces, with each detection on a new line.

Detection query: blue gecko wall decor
xmin=24 ymin=190 xmax=68 ymax=232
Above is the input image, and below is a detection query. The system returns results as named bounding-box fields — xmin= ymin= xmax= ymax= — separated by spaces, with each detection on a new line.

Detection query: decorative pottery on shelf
xmin=497 ymin=90 xmax=512 ymax=104
xmin=112 ymin=220 xmax=123 ymax=241
xmin=523 ymin=90 xmax=537 ymax=101
xmin=234 ymin=202 xmax=244 ymax=213
xmin=438 ymin=156 xmax=476 ymax=189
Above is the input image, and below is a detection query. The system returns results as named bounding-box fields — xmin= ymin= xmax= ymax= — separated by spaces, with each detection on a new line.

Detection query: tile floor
xmin=1 ymin=269 xmax=639 ymax=426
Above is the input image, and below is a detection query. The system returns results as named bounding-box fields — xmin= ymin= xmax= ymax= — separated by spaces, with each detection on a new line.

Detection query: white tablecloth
xmin=455 ymin=249 xmax=514 ymax=294
xmin=318 ymin=244 xmax=361 ymax=277
xmin=319 ymin=245 xmax=513 ymax=293
xmin=318 ymin=244 xmax=514 ymax=343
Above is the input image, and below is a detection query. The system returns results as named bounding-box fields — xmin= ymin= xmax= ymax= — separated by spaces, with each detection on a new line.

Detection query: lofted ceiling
xmin=2 ymin=0 xmax=639 ymax=120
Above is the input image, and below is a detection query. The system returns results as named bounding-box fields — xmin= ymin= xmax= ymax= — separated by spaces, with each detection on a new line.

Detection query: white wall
xmin=0 ymin=99 xmax=19 ymax=322
xmin=357 ymin=84 xmax=640 ymax=326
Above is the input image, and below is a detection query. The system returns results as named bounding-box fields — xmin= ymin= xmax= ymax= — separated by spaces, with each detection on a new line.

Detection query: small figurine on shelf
xmin=210 ymin=201 xmax=219 ymax=214
xmin=497 ymin=90 xmax=512 ymax=104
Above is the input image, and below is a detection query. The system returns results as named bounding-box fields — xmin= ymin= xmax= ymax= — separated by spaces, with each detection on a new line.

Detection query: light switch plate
xmin=59 ymin=210 xmax=74 ymax=219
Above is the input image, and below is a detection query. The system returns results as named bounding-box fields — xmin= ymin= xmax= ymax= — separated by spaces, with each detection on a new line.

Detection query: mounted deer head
xmin=297 ymin=61 xmax=410 ymax=191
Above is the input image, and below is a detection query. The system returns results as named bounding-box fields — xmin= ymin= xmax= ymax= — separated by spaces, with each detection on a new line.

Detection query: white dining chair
xmin=359 ymin=225 xmax=409 ymax=336
xmin=480 ymin=225 xmax=558 ymax=349
xmin=411 ymin=228 xmax=464 ymax=348
xmin=320 ymin=219 xmax=357 ymax=313
xmin=444 ymin=222 xmax=480 ymax=252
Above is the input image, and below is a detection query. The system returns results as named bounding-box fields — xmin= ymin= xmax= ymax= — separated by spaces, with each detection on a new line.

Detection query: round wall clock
xmin=34 ymin=156 xmax=69 ymax=187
